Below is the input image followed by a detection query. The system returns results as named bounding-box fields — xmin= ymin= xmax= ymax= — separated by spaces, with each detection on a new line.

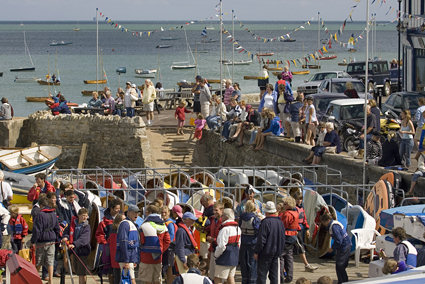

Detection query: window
xmin=393 ymin=95 xmax=403 ymax=109
xmin=340 ymin=104 xmax=364 ymax=120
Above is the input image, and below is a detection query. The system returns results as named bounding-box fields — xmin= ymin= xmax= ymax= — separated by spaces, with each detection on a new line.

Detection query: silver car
xmin=297 ymin=71 xmax=351 ymax=95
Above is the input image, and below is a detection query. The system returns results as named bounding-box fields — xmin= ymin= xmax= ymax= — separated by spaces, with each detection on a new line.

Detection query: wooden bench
xmin=37 ymin=149 xmax=54 ymax=160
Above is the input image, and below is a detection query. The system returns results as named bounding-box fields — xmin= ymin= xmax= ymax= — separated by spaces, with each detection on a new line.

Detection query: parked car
xmin=297 ymin=71 xmax=351 ymax=95
xmin=321 ymin=98 xmax=366 ymax=135
xmin=308 ymin=93 xmax=347 ymax=120
xmin=317 ymin=78 xmax=366 ymax=97
xmin=381 ymin=91 xmax=425 ymax=126
xmin=346 ymin=60 xmax=394 ymax=96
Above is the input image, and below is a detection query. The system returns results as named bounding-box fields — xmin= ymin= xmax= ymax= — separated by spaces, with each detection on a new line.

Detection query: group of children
xmin=175 ymin=101 xmax=206 ymax=140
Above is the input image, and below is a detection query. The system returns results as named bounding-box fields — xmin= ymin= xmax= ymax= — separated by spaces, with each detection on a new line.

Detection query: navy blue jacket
xmin=63 ymin=219 xmax=91 ymax=256
xmin=289 ymin=101 xmax=303 ymax=122
xmin=116 ymin=218 xmax=140 ymax=264
xmin=255 ymin=216 xmax=285 ymax=258
xmin=329 ymin=220 xmax=351 ymax=251
xmin=174 ymin=225 xmax=196 ymax=263
xmin=31 ymin=207 xmax=61 ymax=244
xmin=238 ymin=212 xmax=261 ymax=245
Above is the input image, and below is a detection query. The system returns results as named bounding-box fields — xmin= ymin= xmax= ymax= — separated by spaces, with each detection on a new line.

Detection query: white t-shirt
xmin=0 ymin=181 xmax=13 ymax=202
xmin=263 ymin=93 xmax=274 ymax=110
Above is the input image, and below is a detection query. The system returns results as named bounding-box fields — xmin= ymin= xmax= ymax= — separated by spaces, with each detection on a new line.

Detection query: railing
xmin=46 ymin=165 xmax=372 ymax=217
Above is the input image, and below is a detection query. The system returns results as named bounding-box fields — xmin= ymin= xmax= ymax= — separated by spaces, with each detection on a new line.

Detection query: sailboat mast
xmin=219 ymin=0 xmax=223 ymax=96
xmin=317 ymin=12 xmax=320 ymax=50
xmin=24 ymin=31 xmax=34 ymax=67
xmin=96 ymin=7 xmax=99 ymax=92
xmin=232 ymin=9 xmax=234 ymax=82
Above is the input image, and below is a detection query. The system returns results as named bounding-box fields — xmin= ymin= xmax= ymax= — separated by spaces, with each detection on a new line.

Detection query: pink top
xmin=223 ymin=86 xmax=235 ymax=106
xmin=195 ymin=119 xmax=206 ymax=130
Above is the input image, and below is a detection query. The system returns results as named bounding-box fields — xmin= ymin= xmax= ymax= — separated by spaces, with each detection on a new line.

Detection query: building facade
xmin=402 ymin=0 xmax=425 ymax=91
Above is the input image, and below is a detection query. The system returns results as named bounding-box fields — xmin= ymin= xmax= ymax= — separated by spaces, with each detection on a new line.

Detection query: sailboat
xmin=10 ymin=31 xmax=35 ymax=72
xmin=84 ymin=8 xmax=107 ymax=85
xmin=171 ymin=28 xmax=196 ymax=70
xmin=37 ymin=51 xmax=61 ymax=86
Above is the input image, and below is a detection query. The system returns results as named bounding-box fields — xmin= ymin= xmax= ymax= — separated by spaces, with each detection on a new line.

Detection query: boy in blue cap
xmin=175 ymin=212 xmax=198 ymax=274
xmin=320 ymin=213 xmax=351 ymax=284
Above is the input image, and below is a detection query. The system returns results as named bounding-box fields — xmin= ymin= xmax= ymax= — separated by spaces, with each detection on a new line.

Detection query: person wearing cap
xmin=254 ymin=201 xmax=285 ymax=284
xmin=238 ymin=200 xmax=261 ymax=284
xmin=235 ymin=185 xmax=263 ymax=219
xmin=139 ymin=205 xmax=171 ymax=284
xmin=116 ymin=205 xmax=141 ymax=284
xmin=142 ymin=79 xmax=157 ymax=126
xmin=364 ymin=130 xmax=383 ymax=165
xmin=124 ymin=81 xmax=139 ymax=118
xmin=199 ymin=79 xmax=212 ymax=118
xmin=174 ymin=211 xmax=198 ymax=275
xmin=214 ymin=208 xmax=241 ymax=284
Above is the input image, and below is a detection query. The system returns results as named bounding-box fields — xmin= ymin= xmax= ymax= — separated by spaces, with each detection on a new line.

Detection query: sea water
xmin=0 ymin=21 xmax=397 ymax=116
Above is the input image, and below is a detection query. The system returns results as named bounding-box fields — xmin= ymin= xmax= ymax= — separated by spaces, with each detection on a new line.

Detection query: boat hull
xmin=171 ymin=65 xmax=196 ymax=70
xmin=292 ymin=70 xmax=310 ymax=75
xmin=84 ymin=79 xmax=107 ymax=84
xmin=319 ymin=55 xmax=337 ymax=60
xmin=26 ymin=97 xmax=50 ymax=102
xmin=14 ymin=77 xmax=40 ymax=83
xmin=302 ymin=65 xmax=321 ymax=69
xmin=0 ymin=145 xmax=62 ymax=175
xmin=81 ymin=90 xmax=105 ymax=96
xmin=10 ymin=67 xmax=35 ymax=72
xmin=37 ymin=79 xmax=60 ymax=86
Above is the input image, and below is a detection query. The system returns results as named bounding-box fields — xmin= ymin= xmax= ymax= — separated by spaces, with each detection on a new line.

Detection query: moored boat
xmin=256 ymin=52 xmax=274 ymax=57
xmin=302 ymin=64 xmax=321 ymax=69
xmin=222 ymin=60 xmax=253 ymax=65
xmin=134 ymin=69 xmax=157 ymax=78
xmin=292 ymin=70 xmax=310 ymax=75
xmin=319 ymin=55 xmax=337 ymax=60
xmin=267 ymin=67 xmax=283 ymax=71
xmin=84 ymin=79 xmax=107 ymax=84
xmin=14 ymin=77 xmax=40 ymax=83
xmin=160 ymin=37 xmax=178 ymax=41
xmin=156 ymin=45 xmax=172 ymax=48
xmin=171 ymin=63 xmax=196 ymax=70
xmin=338 ymin=62 xmax=348 ymax=66
xmin=0 ymin=145 xmax=62 ymax=175
xmin=36 ymin=79 xmax=60 ymax=86
xmin=26 ymin=97 xmax=50 ymax=102
xmin=81 ymin=90 xmax=105 ymax=96
xmin=10 ymin=67 xmax=35 ymax=72
xmin=49 ymin=40 xmax=72 ymax=46
xmin=0 ymin=72 xmax=3 ymax=77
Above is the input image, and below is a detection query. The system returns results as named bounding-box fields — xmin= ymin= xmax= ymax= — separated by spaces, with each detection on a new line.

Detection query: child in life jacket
xmin=280 ymin=196 xmax=300 ymax=283
xmin=8 ymin=205 xmax=28 ymax=252
xmin=293 ymin=193 xmax=318 ymax=272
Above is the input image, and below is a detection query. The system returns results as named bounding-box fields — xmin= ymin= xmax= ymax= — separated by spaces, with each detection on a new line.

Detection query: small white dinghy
xmin=0 ymin=145 xmax=62 ymax=175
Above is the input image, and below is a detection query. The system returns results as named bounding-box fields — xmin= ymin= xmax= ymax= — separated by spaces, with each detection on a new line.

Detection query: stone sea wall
xmin=193 ymin=130 xmax=425 ymax=198
xmin=8 ymin=111 xmax=152 ymax=169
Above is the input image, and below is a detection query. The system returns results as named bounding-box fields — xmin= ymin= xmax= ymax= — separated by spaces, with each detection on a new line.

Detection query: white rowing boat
xmin=0 ymin=145 xmax=62 ymax=175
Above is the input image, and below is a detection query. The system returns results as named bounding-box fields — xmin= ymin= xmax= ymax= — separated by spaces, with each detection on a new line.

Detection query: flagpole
xmin=96 ymin=7 xmax=99 ymax=93
xmin=363 ymin=0 xmax=370 ymax=186
xmin=219 ymin=0 xmax=223 ymax=97
xmin=232 ymin=9 xmax=234 ymax=83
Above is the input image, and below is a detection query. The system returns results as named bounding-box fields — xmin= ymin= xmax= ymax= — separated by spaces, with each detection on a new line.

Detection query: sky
xmin=1 ymin=0 xmax=399 ymax=22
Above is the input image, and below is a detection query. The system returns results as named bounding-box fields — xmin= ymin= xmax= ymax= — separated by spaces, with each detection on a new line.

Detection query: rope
xmin=69 ymin=245 xmax=101 ymax=284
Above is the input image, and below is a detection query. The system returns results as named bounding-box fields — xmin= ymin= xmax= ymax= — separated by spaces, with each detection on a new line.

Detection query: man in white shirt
xmin=0 ymin=170 xmax=13 ymax=205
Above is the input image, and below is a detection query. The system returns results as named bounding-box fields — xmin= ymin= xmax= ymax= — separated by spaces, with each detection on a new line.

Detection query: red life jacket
xmin=177 ymin=223 xmax=198 ymax=250
xmin=165 ymin=220 xmax=178 ymax=242
xmin=69 ymin=216 xmax=78 ymax=244
xmin=282 ymin=209 xmax=300 ymax=236
xmin=296 ymin=206 xmax=309 ymax=230
xmin=218 ymin=221 xmax=241 ymax=245
xmin=9 ymin=214 xmax=28 ymax=240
